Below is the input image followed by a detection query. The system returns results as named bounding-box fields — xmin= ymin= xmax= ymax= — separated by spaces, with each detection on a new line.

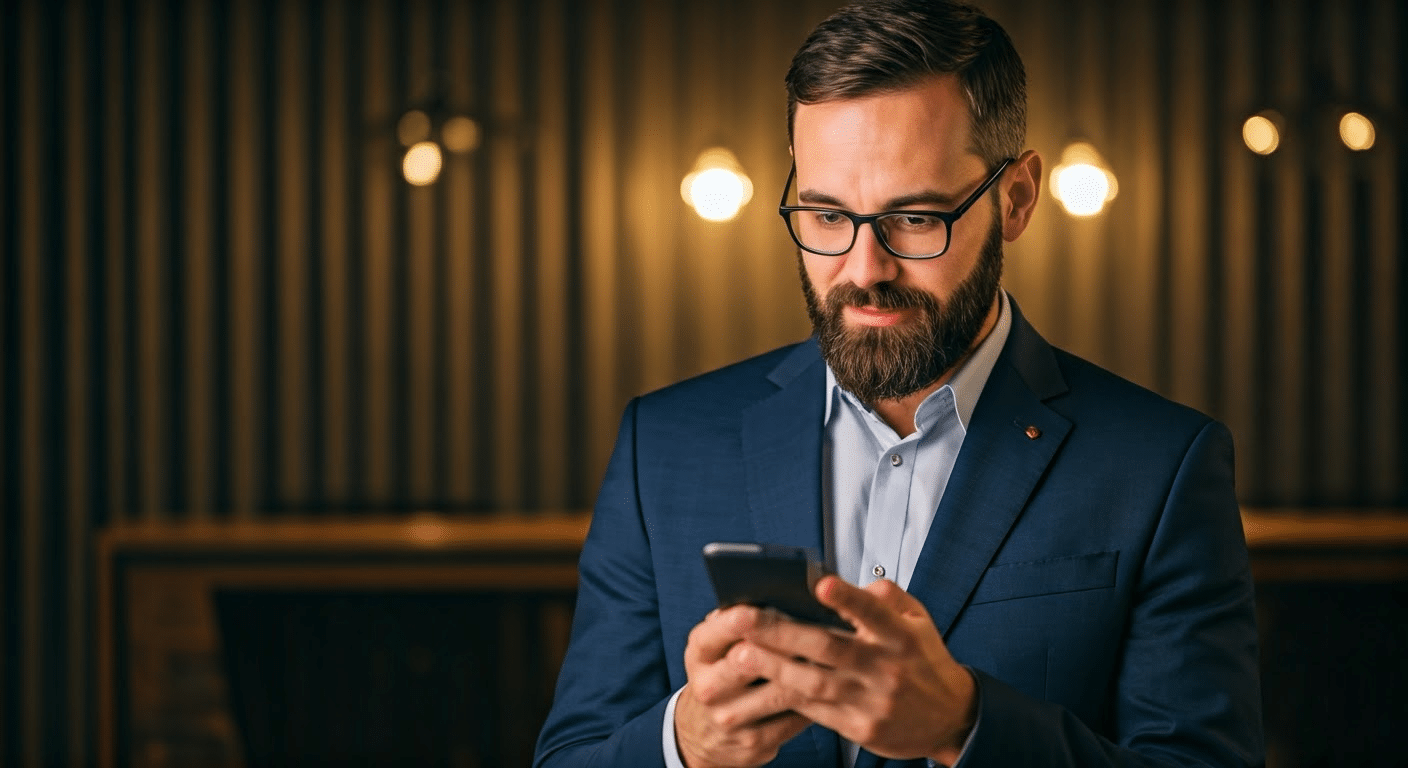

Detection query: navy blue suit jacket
xmin=535 ymin=303 xmax=1263 ymax=767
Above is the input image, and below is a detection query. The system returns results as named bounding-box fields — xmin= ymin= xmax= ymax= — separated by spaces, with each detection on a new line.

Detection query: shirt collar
xmin=823 ymin=289 xmax=1012 ymax=433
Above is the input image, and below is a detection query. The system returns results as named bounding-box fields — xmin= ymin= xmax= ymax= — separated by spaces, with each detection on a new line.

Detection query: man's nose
xmin=838 ymin=222 xmax=900 ymax=290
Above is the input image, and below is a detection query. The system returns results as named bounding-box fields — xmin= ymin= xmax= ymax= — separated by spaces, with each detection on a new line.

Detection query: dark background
xmin=3 ymin=0 xmax=1405 ymax=765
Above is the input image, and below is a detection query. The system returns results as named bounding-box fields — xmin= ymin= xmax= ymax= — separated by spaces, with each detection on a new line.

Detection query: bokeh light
xmin=403 ymin=141 xmax=443 ymax=186
xmin=681 ymin=148 xmax=753 ymax=222
xmin=1339 ymin=112 xmax=1375 ymax=151
xmin=1049 ymin=142 xmax=1117 ymax=217
xmin=442 ymin=116 xmax=481 ymax=154
xmin=1242 ymin=113 xmax=1281 ymax=155
xmin=397 ymin=110 xmax=431 ymax=147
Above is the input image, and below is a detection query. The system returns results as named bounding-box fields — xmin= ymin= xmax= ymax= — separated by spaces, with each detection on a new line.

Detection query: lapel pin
xmin=1024 ymin=425 xmax=1042 ymax=440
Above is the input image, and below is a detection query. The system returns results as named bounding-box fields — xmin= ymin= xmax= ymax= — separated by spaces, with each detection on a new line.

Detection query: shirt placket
xmin=859 ymin=436 xmax=917 ymax=587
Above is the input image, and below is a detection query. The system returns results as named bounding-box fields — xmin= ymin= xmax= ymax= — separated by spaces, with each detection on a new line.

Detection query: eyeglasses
xmin=777 ymin=158 xmax=1013 ymax=260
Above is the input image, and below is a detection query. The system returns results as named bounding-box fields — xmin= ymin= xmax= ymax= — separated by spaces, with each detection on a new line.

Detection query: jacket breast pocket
xmin=968 ymin=551 xmax=1118 ymax=605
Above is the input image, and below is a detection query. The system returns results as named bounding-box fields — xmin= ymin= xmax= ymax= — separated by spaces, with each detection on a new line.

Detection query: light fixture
xmin=1242 ymin=111 xmax=1283 ymax=155
xmin=1339 ymin=111 xmax=1375 ymax=151
xmin=403 ymin=140 xmax=443 ymax=186
xmin=395 ymin=108 xmax=480 ymax=186
xmin=681 ymin=148 xmax=754 ymax=222
xmin=1050 ymin=142 xmax=1118 ymax=217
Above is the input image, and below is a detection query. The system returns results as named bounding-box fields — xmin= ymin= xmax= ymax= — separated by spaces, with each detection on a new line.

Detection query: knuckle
xmin=801 ymin=673 xmax=828 ymax=700
xmin=713 ymin=708 xmax=742 ymax=730
xmin=693 ymin=680 xmax=722 ymax=705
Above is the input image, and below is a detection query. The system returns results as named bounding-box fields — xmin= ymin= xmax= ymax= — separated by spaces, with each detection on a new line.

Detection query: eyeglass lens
xmin=786 ymin=210 xmax=949 ymax=258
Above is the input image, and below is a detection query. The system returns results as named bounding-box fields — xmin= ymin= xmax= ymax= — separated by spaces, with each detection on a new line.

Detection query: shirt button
xmin=872 ymin=564 xmax=886 ymax=578
xmin=890 ymin=453 xmax=902 ymax=466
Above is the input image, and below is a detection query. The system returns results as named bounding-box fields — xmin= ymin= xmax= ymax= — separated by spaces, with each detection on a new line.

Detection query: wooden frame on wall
xmin=94 ymin=514 xmax=590 ymax=768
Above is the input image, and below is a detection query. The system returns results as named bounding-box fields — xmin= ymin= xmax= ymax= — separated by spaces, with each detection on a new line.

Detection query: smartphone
xmin=701 ymin=542 xmax=852 ymax=631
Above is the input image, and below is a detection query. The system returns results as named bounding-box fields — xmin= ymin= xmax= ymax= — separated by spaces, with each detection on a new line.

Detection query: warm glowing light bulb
xmin=1054 ymin=164 xmax=1110 ymax=217
xmin=681 ymin=148 xmax=753 ymax=222
xmin=1049 ymin=142 xmax=1117 ymax=217
xmin=1242 ymin=114 xmax=1281 ymax=155
xmin=403 ymin=141 xmax=443 ymax=185
xmin=687 ymin=169 xmax=749 ymax=221
xmin=1339 ymin=112 xmax=1375 ymax=151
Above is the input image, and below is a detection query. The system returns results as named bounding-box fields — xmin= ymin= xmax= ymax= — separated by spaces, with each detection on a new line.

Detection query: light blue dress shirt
xmin=664 ymin=292 xmax=1012 ymax=768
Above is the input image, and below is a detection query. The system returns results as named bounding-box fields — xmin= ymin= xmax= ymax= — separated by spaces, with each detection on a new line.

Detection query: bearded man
xmin=534 ymin=1 xmax=1263 ymax=766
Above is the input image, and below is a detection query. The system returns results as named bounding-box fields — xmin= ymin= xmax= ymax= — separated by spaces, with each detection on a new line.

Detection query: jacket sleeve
xmin=534 ymin=399 xmax=677 ymax=768
xmin=953 ymin=420 xmax=1264 ymax=768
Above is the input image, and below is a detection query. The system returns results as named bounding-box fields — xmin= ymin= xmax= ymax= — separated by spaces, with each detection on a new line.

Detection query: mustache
xmin=824 ymin=282 xmax=937 ymax=313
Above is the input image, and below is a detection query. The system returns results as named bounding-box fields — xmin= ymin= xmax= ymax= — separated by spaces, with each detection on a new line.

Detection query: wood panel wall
xmin=2 ymin=0 xmax=1404 ymax=765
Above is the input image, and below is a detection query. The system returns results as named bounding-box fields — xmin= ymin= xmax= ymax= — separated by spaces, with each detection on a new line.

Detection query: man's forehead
xmin=790 ymin=76 xmax=975 ymax=157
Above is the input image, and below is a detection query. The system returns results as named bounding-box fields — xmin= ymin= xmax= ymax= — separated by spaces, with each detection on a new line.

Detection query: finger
xmin=815 ymin=576 xmax=907 ymax=641
xmin=742 ymin=612 xmax=856 ymax=670
xmin=730 ymin=641 xmax=849 ymax=705
xmin=685 ymin=666 xmax=806 ymax=725
xmin=687 ymin=604 xmax=764 ymax=663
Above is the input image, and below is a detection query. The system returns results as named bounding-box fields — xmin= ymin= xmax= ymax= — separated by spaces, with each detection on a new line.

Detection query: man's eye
xmin=894 ymin=214 xmax=940 ymax=230
xmin=813 ymin=211 xmax=847 ymax=226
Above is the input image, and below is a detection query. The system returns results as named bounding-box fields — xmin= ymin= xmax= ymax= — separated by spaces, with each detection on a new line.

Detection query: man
xmin=534 ymin=1 xmax=1263 ymax=766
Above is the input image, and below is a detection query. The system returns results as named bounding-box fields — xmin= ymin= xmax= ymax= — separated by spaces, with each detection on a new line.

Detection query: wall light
xmin=396 ymin=109 xmax=480 ymax=185
xmin=1050 ymin=142 xmax=1117 ymax=217
xmin=681 ymin=148 xmax=753 ymax=222
xmin=403 ymin=140 xmax=443 ymax=186
xmin=1242 ymin=111 xmax=1283 ymax=155
xmin=1339 ymin=112 xmax=1375 ymax=151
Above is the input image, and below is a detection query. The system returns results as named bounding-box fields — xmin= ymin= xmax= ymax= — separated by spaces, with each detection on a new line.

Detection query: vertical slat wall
xmin=0 ymin=0 xmax=1404 ymax=765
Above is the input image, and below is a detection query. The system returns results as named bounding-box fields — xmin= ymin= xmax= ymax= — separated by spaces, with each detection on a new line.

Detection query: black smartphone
xmin=701 ymin=542 xmax=852 ymax=631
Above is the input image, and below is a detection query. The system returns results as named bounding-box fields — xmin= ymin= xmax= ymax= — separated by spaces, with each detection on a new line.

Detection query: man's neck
xmin=868 ymin=297 xmax=1001 ymax=438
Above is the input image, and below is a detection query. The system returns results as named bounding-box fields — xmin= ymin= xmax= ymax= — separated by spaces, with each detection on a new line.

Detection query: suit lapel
xmin=740 ymin=341 xmax=828 ymax=554
xmin=905 ymin=305 xmax=1072 ymax=636
xmin=740 ymin=341 xmax=837 ymax=767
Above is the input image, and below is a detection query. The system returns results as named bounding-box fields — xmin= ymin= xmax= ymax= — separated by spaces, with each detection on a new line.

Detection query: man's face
xmin=791 ymin=75 xmax=1006 ymax=405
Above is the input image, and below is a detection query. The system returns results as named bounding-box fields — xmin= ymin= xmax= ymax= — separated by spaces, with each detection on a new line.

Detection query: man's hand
xmin=675 ymin=607 xmax=813 ymax=768
xmin=729 ymin=577 xmax=977 ymax=765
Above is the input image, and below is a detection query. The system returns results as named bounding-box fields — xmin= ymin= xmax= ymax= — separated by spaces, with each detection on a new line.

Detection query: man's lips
xmin=842 ymin=304 xmax=914 ymax=327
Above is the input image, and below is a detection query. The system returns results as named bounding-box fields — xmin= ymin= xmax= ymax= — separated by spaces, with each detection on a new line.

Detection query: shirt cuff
xmin=662 ymin=686 xmax=688 ymax=768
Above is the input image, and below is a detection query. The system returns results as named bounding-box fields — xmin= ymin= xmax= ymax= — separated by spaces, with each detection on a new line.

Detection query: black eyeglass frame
xmin=777 ymin=157 xmax=1014 ymax=260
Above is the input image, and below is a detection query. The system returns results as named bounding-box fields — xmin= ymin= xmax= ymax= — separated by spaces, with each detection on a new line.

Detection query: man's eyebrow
xmin=797 ymin=187 xmax=964 ymax=210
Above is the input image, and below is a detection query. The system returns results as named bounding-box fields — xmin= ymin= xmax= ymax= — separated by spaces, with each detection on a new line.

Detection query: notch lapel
xmin=906 ymin=308 xmax=1072 ymax=637
xmin=740 ymin=341 xmax=828 ymax=554
xmin=739 ymin=341 xmax=838 ymax=767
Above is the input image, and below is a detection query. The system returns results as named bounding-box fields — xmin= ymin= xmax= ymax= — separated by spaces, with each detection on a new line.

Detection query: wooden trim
xmin=97 ymin=511 xmax=592 ymax=552
xmin=1241 ymin=509 xmax=1408 ymax=549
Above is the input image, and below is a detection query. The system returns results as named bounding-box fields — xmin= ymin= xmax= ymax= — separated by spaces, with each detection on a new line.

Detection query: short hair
xmin=785 ymin=0 xmax=1026 ymax=168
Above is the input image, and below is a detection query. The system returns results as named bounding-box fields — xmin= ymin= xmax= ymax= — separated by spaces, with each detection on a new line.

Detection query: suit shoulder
xmin=1049 ymin=347 xmax=1218 ymax=436
xmin=634 ymin=340 xmax=815 ymax=409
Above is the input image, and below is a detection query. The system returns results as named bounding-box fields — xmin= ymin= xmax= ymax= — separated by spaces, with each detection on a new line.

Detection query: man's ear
xmin=1001 ymin=149 xmax=1042 ymax=242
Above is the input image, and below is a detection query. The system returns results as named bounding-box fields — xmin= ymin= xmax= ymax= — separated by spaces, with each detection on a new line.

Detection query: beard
xmin=800 ymin=219 xmax=1004 ymax=406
